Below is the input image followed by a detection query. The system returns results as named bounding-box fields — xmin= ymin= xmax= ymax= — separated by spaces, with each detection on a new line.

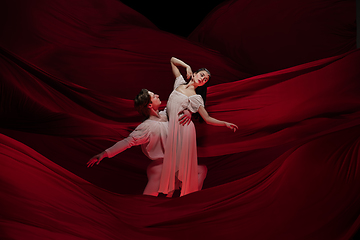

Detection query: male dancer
xmin=87 ymin=89 xmax=207 ymax=196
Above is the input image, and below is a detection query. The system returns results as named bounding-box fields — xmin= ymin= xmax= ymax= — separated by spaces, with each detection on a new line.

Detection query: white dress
xmin=158 ymin=75 xmax=204 ymax=196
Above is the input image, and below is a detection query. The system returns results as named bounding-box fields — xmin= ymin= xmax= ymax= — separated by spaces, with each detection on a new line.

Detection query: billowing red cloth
xmin=189 ymin=0 xmax=356 ymax=75
xmin=1 ymin=0 xmax=359 ymax=239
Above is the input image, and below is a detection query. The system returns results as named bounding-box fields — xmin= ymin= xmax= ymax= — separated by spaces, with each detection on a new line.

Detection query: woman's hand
xmin=186 ymin=66 xmax=193 ymax=80
xmin=224 ymin=122 xmax=238 ymax=132
xmin=171 ymin=57 xmax=192 ymax=79
xmin=87 ymin=151 xmax=107 ymax=167
xmin=178 ymin=109 xmax=192 ymax=126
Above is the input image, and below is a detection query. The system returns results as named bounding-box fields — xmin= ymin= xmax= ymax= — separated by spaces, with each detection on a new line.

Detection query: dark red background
xmin=0 ymin=0 xmax=359 ymax=239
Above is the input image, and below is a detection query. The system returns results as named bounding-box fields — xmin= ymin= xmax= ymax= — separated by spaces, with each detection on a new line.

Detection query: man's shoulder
xmin=137 ymin=118 xmax=160 ymax=129
xmin=137 ymin=116 xmax=167 ymax=133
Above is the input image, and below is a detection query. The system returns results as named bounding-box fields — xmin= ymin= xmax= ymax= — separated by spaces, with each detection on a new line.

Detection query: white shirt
xmin=105 ymin=110 xmax=168 ymax=160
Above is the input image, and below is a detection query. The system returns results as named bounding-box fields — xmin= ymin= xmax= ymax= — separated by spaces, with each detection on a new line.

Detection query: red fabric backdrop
xmin=0 ymin=0 xmax=359 ymax=239
xmin=189 ymin=0 xmax=356 ymax=75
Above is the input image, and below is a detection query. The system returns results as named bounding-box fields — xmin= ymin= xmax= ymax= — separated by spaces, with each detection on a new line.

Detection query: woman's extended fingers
xmin=231 ymin=123 xmax=238 ymax=132
xmin=225 ymin=122 xmax=238 ymax=132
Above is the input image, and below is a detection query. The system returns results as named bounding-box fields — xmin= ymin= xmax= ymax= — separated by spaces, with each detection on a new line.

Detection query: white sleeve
xmin=173 ymin=75 xmax=186 ymax=90
xmin=105 ymin=137 xmax=134 ymax=158
xmin=105 ymin=123 xmax=150 ymax=158
xmin=159 ymin=108 xmax=167 ymax=116
xmin=188 ymin=95 xmax=205 ymax=113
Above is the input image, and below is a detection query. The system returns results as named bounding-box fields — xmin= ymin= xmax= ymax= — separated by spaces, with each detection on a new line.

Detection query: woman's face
xmin=192 ymin=71 xmax=210 ymax=87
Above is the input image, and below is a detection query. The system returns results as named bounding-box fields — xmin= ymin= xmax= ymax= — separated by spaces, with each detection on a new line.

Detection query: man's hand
xmin=178 ymin=109 xmax=192 ymax=126
xmin=87 ymin=151 xmax=107 ymax=167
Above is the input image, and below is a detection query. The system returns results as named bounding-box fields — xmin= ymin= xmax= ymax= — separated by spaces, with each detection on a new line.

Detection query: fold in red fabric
xmin=0 ymin=0 xmax=359 ymax=239
xmin=189 ymin=0 xmax=356 ymax=75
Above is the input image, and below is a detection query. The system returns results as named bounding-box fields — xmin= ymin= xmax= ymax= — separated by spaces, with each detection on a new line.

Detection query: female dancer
xmin=158 ymin=57 xmax=238 ymax=197
xmin=87 ymin=89 xmax=208 ymax=196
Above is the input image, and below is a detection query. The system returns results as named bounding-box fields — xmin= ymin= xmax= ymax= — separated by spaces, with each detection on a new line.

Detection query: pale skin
xmin=170 ymin=57 xmax=238 ymax=132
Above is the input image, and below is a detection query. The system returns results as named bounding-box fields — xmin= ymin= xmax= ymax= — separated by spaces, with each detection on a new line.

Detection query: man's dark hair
xmin=134 ymin=89 xmax=151 ymax=118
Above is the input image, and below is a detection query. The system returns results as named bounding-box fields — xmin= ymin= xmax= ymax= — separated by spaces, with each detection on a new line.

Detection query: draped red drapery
xmin=0 ymin=0 xmax=359 ymax=239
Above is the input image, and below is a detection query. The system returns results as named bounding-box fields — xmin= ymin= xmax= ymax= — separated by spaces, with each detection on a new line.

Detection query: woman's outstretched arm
xmin=170 ymin=57 xmax=193 ymax=79
xmin=198 ymin=106 xmax=238 ymax=132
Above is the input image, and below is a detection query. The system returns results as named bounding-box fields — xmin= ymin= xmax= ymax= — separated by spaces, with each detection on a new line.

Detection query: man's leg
xmin=143 ymin=160 xmax=163 ymax=196
xmin=198 ymin=165 xmax=207 ymax=190
xmin=144 ymin=162 xmax=207 ymax=197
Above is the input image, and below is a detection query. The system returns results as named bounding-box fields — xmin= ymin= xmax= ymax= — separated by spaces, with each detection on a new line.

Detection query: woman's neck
xmin=185 ymin=81 xmax=197 ymax=90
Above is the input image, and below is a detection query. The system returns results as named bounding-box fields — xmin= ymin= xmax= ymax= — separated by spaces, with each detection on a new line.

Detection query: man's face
xmin=148 ymin=91 xmax=161 ymax=110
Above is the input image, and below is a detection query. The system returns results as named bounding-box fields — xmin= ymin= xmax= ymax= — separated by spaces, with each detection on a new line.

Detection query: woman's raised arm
xmin=170 ymin=57 xmax=193 ymax=79
xmin=198 ymin=106 xmax=238 ymax=132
